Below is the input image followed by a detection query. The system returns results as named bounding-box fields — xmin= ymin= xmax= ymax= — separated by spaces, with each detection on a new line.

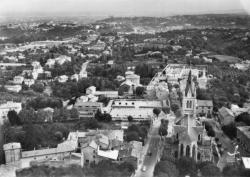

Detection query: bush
xmin=221 ymin=123 xmax=237 ymax=139
xmin=176 ymin=157 xmax=197 ymax=177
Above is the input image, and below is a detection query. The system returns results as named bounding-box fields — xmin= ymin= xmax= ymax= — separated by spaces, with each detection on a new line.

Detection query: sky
xmin=0 ymin=0 xmax=249 ymax=17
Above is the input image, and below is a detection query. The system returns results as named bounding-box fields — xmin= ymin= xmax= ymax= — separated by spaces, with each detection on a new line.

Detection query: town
xmin=1 ymin=5 xmax=250 ymax=177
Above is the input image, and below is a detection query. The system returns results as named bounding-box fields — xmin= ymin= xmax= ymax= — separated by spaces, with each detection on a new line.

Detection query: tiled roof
xmin=197 ymin=100 xmax=213 ymax=107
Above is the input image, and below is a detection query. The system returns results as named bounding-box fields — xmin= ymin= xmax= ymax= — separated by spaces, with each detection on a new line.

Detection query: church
xmin=170 ymin=71 xmax=213 ymax=162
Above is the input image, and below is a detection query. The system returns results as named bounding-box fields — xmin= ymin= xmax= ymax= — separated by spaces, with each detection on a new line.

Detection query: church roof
xmin=174 ymin=125 xmax=204 ymax=143
xmin=184 ymin=70 xmax=195 ymax=97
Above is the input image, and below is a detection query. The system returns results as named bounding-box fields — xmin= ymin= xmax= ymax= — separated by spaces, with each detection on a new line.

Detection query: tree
xmin=18 ymin=108 xmax=36 ymax=124
xmin=85 ymin=118 xmax=101 ymax=129
xmin=154 ymin=161 xmax=179 ymax=177
xmin=70 ymin=108 xmax=79 ymax=119
xmin=171 ymin=104 xmax=179 ymax=113
xmin=7 ymin=110 xmax=21 ymax=126
xmin=102 ymin=113 xmax=112 ymax=122
xmin=95 ymin=109 xmax=112 ymax=122
xmin=162 ymin=107 xmax=170 ymax=114
xmin=221 ymin=123 xmax=237 ymax=139
xmin=153 ymin=108 xmax=161 ymax=118
xmin=126 ymin=131 xmax=140 ymax=142
xmin=200 ymin=162 xmax=221 ymax=177
xmin=36 ymin=109 xmax=52 ymax=123
xmin=177 ymin=157 xmax=197 ymax=177
xmin=135 ymin=86 xmax=145 ymax=97
xmin=159 ymin=126 xmax=168 ymax=136
xmin=31 ymin=83 xmax=45 ymax=93
xmin=127 ymin=116 xmax=133 ymax=122
xmin=54 ymin=131 xmax=63 ymax=141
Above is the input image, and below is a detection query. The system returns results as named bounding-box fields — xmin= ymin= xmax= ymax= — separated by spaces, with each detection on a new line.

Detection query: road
xmin=134 ymin=117 xmax=162 ymax=177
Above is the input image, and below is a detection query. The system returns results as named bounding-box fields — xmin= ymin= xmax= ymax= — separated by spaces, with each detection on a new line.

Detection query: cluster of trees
xmin=94 ymin=109 xmax=112 ymax=122
xmin=52 ymin=78 xmax=120 ymax=100
xmin=223 ymin=164 xmax=250 ymax=177
xmin=125 ymin=124 xmax=148 ymax=143
xmin=159 ymin=119 xmax=169 ymax=136
xmin=135 ymin=63 xmax=157 ymax=79
xmin=235 ymin=112 xmax=250 ymax=126
xmin=26 ymin=96 xmax=62 ymax=110
xmin=221 ymin=123 xmax=237 ymax=139
xmin=7 ymin=107 xmax=79 ymax=126
xmin=153 ymin=108 xmax=161 ymax=118
xmin=203 ymin=122 xmax=215 ymax=137
xmin=87 ymin=64 xmax=126 ymax=80
xmin=155 ymin=157 xmax=222 ymax=177
xmin=4 ymin=122 xmax=72 ymax=150
xmin=17 ymin=160 xmax=135 ymax=177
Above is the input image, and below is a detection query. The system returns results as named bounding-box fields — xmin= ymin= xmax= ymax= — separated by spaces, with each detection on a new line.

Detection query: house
xmin=94 ymin=91 xmax=119 ymax=98
xmin=13 ymin=76 xmax=24 ymax=85
xmin=23 ymin=79 xmax=35 ymax=87
xmin=218 ymin=107 xmax=235 ymax=126
xmin=3 ymin=143 xmax=21 ymax=164
xmin=86 ymin=86 xmax=96 ymax=95
xmin=196 ymin=100 xmax=213 ymax=116
xmin=4 ymin=85 xmax=22 ymax=93
xmin=71 ymin=74 xmax=79 ymax=81
xmin=57 ymin=75 xmax=68 ymax=83
xmin=237 ymin=126 xmax=250 ymax=154
xmin=74 ymin=101 xmax=103 ymax=118
xmin=3 ymin=142 xmax=75 ymax=169
xmin=81 ymin=140 xmax=99 ymax=165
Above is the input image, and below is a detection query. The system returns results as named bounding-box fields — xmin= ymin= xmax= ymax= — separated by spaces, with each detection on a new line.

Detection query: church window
xmin=197 ymin=153 xmax=201 ymax=160
xmin=186 ymin=145 xmax=190 ymax=157
xmin=180 ymin=144 xmax=184 ymax=156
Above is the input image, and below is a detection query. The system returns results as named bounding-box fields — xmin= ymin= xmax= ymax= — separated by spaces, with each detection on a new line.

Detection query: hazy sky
xmin=0 ymin=0 xmax=249 ymax=17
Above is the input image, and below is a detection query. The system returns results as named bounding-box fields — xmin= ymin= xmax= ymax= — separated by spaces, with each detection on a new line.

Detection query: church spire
xmin=185 ymin=70 xmax=194 ymax=97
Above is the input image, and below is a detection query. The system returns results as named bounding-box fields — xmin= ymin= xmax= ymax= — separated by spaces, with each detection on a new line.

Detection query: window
xmin=132 ymin=102 xmax=135 ymax=105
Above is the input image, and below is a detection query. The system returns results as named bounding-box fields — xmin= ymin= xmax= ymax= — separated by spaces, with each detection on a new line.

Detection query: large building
xmin=147 ymin=64 xmax=208 ymax=98
xmin=170 ymin=71 xmax=213 ymax=162
xmin=74 ymin=101 xmax=103 ymax=118
xmin=109 ymin=99 xmax=163 ymax=121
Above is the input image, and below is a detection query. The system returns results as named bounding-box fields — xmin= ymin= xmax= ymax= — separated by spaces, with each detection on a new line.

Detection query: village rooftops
xmin=237 ymin=126 xmax=250 ymax=139
xmin=21 ymin=145 xmax=74 ymax=158
xmin=97 ymin=149 xmax=119 ymax=160
xmin=218 ymin=107 xmax=234 ymax=118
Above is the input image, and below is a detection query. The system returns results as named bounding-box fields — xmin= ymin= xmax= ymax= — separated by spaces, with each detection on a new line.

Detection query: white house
xmin=4 ymin=85 xmax=22 ymax=93
xmin=13 ymin=76 xmax=24 ymax=85
xmin=57 ymin=75 xmax=69 ymax=83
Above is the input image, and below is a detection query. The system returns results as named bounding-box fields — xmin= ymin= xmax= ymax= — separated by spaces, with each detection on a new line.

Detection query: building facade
xmin=171 ymin=71 xmax=213 ymax=162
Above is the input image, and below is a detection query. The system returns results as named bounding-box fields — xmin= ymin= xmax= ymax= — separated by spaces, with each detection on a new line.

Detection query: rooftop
xmin=237 ymin=126 xmax=250 ymax=139
xmin=197 ymin=100 xmax=213 ymax=107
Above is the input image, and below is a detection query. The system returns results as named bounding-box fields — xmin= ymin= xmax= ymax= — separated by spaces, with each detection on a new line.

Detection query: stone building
xmin=170 ymin=71 xmax=213 ymax=162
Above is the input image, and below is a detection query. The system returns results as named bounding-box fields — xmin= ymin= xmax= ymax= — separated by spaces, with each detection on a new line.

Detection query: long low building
xmin=109 ymin=99 xmax=163 ymax=121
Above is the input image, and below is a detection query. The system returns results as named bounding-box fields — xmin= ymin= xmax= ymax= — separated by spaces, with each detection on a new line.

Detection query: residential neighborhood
xmin=1 ymin=1 xmax=250 ymax=177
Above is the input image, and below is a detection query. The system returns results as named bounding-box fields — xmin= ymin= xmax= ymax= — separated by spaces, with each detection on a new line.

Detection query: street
xmin=134 ymin=116 xmax=162 ymax=177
